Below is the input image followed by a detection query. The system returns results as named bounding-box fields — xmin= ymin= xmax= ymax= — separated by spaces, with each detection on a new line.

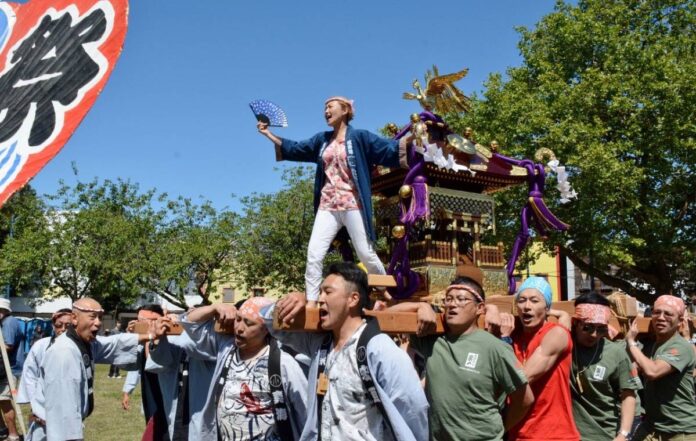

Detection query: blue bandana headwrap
xmin=516 ymin=276 xmax=552 ymax=309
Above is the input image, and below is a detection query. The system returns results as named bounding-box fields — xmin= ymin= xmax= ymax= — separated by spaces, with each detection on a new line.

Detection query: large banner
xmin=0 ymin=0 xmax=128 ymax=207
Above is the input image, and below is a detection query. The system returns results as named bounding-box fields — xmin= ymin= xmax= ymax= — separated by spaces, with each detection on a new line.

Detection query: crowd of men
xmin=5 ymin=262 xmax=696 ymax=440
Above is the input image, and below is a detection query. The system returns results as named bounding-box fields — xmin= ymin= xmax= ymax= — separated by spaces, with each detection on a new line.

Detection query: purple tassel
xmin=498 ymin=157 xmax=571 ymax=294
xmin=411 ymin=176 xmax=429 ymax=220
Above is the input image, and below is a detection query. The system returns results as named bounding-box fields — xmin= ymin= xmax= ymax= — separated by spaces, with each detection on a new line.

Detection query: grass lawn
xmin=20 ymin=364 xmax=146 ymax=440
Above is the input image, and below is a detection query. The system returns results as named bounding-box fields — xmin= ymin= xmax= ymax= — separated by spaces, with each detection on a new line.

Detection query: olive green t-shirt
xmin=643 ymin=333 xmax=696 ymax=434
xmin=411 ymin=329 xmax=527 ymax=441
xmin=570 ymin=339 xmax=642 ymax=440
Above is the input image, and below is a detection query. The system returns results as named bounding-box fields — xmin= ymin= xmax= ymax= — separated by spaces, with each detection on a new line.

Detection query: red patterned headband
xmin=73 ymin=304 xmax=104 ymax=314
xmin=51 ymin=311 xmax=72 ymax=323
xmin=238 ymin=297 xmax=274 ymax=323
xmin=574 ymin=304 xmax=612 ymax=325
xmin=445 ymin=284 xmax=484 ymax=303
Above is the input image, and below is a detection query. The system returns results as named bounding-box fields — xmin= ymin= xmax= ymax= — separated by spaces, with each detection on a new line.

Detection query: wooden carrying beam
xmin=147 ymin=294 xmax=689 ymax=338
xmin=131 ymin=321 xmax=184 ymax=335
xmin=272 ymin=307 xmax=446 ymax=334
xmin=368 ymin=274 xmax=397 ymax=287
xmin=270 ymin=296 xmax=649 ymax=336
xmin=634 ymin=316 xmax=696 ymax=334
xmin=214 ymin=321 xmax=234 ymax=335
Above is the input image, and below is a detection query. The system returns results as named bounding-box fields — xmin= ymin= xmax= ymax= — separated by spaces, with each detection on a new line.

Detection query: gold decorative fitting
xmin=402 ymin=65 xmax=471 ymax=114
xmin=391 ymin=225 xmax=406 ymax=239
xmin=410 ymin=113 xmax=421 ymax=123
xmin=399 ymin=185 xmax=412 ymax=199
xmin=384 ymin=123 xmax=400 ymax=137
xmin=510 ymin=166 xmax=528 ymax=176
xmin=490 ymin=141 xmax=499 ymax=152
xmin=447 ymin=134 xmax=476 ymax=155
xmin=474 ymin=143 xmax=492 ymax=159
xmin=534 ymin=147 xmax=557 ymax=163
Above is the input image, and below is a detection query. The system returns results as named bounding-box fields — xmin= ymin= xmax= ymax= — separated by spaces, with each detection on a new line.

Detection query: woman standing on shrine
xmin=257 ymin=97 xmax=413 ymax=306
xmin=503 ymin=276 xmax=580 ymax=441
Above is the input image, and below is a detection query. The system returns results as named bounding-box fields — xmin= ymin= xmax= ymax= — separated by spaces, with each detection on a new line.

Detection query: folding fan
xmin=249 ymin=99 xmax=288 ymax=127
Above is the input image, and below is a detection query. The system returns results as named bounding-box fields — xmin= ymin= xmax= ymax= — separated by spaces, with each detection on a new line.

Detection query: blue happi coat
xmin=278 ymin=125 xmax=410 ymax=242
xmin=145 ymin=332 xmax=217 ymax=441
xmin=261 ymin=305 xmax=429 ymax=441
xmin=180 ymin=316 xmax=308 ymax=440
xmin=36 ymin=333 xmax=140 ymax=441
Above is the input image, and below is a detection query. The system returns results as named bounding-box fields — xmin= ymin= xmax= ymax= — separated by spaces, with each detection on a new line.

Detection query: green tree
xmin=233 ymin=167 xmax=320 ymax=293
xmin=138 ymin=198 xmax=240 ymax=308
xmin=0 ymin=186 xmax=49 ymax=297
xmin=451 ymin=0 xmax=695 ymax=303
xmin=0 ymin=178 xmax=162 ymax=309
xmin=0 ymin=177 xmax=241 ymax=310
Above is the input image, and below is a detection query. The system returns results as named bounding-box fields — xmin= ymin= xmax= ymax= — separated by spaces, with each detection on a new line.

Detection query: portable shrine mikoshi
xmin=269 ymin=66 xmax=574 ymax=334
xmin=263 ymin=66 xmax=680 ymax=338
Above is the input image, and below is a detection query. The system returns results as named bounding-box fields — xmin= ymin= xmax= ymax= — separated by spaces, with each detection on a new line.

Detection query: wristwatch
xmin=618 ymin=429 xmax=631 ymax=439
xmin=627 ymin=341 xmax=640 ymax=348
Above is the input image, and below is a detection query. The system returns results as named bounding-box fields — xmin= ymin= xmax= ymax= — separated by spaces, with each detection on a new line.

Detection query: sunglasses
xmin=581 ymin=324 xmax=608 ymax=335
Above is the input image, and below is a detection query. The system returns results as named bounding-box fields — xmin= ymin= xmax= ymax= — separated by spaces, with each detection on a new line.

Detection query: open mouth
xmin=521 ymin=313 xmax=534 ymax=323
xmin=319 ymin=309 xmax=328 ymax=321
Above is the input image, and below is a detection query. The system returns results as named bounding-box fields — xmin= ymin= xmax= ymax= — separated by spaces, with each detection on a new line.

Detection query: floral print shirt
xmin=319 ymin=139 xmax=361 ymax=211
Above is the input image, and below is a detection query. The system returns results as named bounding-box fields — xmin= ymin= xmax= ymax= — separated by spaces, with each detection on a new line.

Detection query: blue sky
xmin=27 ymin=0 xmax=560 ymax=211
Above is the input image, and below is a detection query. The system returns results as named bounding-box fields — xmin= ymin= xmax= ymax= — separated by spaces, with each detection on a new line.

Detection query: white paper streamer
xmin=416 ymin=141 xmax=476 ymax=175
xmin=547 ymin=159 xmax=577 ymax=204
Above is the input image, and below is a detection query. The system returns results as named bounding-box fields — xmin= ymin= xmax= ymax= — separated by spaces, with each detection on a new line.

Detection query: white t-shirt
xmin=217 ymin=346 xmax=278 ymax=441
xmin=320 ymin=322 xmax=394 ymax=441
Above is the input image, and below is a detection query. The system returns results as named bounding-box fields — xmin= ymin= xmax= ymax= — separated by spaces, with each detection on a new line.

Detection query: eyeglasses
xmin=581 ymin=324 xmax=608 ymax=335
xmin=444 ymin=296 xmax=477 ymax=307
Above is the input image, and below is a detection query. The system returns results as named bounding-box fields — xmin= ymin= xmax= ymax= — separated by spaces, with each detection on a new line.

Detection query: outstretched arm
xmin=274 ymin=292 xmax=307 ymax=327
xmin=523 ymin=326 xmax=569 ymax=383
xmin=386 ymin=301 xmax=438 ymax=337
xmin=257 ymin=123 xmax=323 ymax=163
xmin=505 ymin=384 xmax=534 ymax=430
xmin=625 ymin=319 xmax=676 ymax=380
xmin=181 ymin=304 xmax=236 ymax=357
xmin=257 ymin=122 xmax=283 ymax=147
xmin=364 ymin=130 xmax=414 ymax=169
xmin=185 ymin=303 xmax=236 ymax=324
xmin=548 ymin=309 xmax=572 ymax=330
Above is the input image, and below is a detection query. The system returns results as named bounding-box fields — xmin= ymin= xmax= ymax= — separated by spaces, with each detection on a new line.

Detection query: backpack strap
xmin=315 ymin=334 xmax=332 ymax=441
xmin=268 ymin=339 xmax=294 ymax=441
xmin=171 ymin=353 xmax=190 ymax=441
xmin=356 ymin=317 xmax=396 ymax=439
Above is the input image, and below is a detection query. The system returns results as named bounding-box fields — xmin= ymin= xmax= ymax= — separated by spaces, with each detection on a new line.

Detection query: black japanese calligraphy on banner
xmin=0 ymin=0 xmax=128 ymax=207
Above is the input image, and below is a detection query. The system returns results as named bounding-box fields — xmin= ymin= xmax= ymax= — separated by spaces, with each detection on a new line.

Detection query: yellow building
xmin=515 ymin=241 xmax=565 ymax=302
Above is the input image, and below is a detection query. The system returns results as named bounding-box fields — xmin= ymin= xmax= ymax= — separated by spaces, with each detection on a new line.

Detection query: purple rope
xmin=499 ymin=156 xmax=569 ymax=293
xmin=386 ymin=112 xmax=445 ymax=299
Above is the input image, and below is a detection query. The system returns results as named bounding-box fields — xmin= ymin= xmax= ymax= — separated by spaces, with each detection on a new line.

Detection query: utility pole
xmin=589 ymin=246 xmax=595 ymax=293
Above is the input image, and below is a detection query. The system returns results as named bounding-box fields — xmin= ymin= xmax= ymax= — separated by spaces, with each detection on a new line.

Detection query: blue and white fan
xmin=249 ymin=99 xmax=288 ymax=127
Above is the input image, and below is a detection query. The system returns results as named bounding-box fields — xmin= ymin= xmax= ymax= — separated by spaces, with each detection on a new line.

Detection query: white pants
xmin=305 ymin=209 xmax=386 ymax=301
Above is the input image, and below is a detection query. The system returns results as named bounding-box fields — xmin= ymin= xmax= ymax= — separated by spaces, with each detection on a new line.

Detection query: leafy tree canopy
xmin=450 ymin=0 xmax=695 ymax=303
